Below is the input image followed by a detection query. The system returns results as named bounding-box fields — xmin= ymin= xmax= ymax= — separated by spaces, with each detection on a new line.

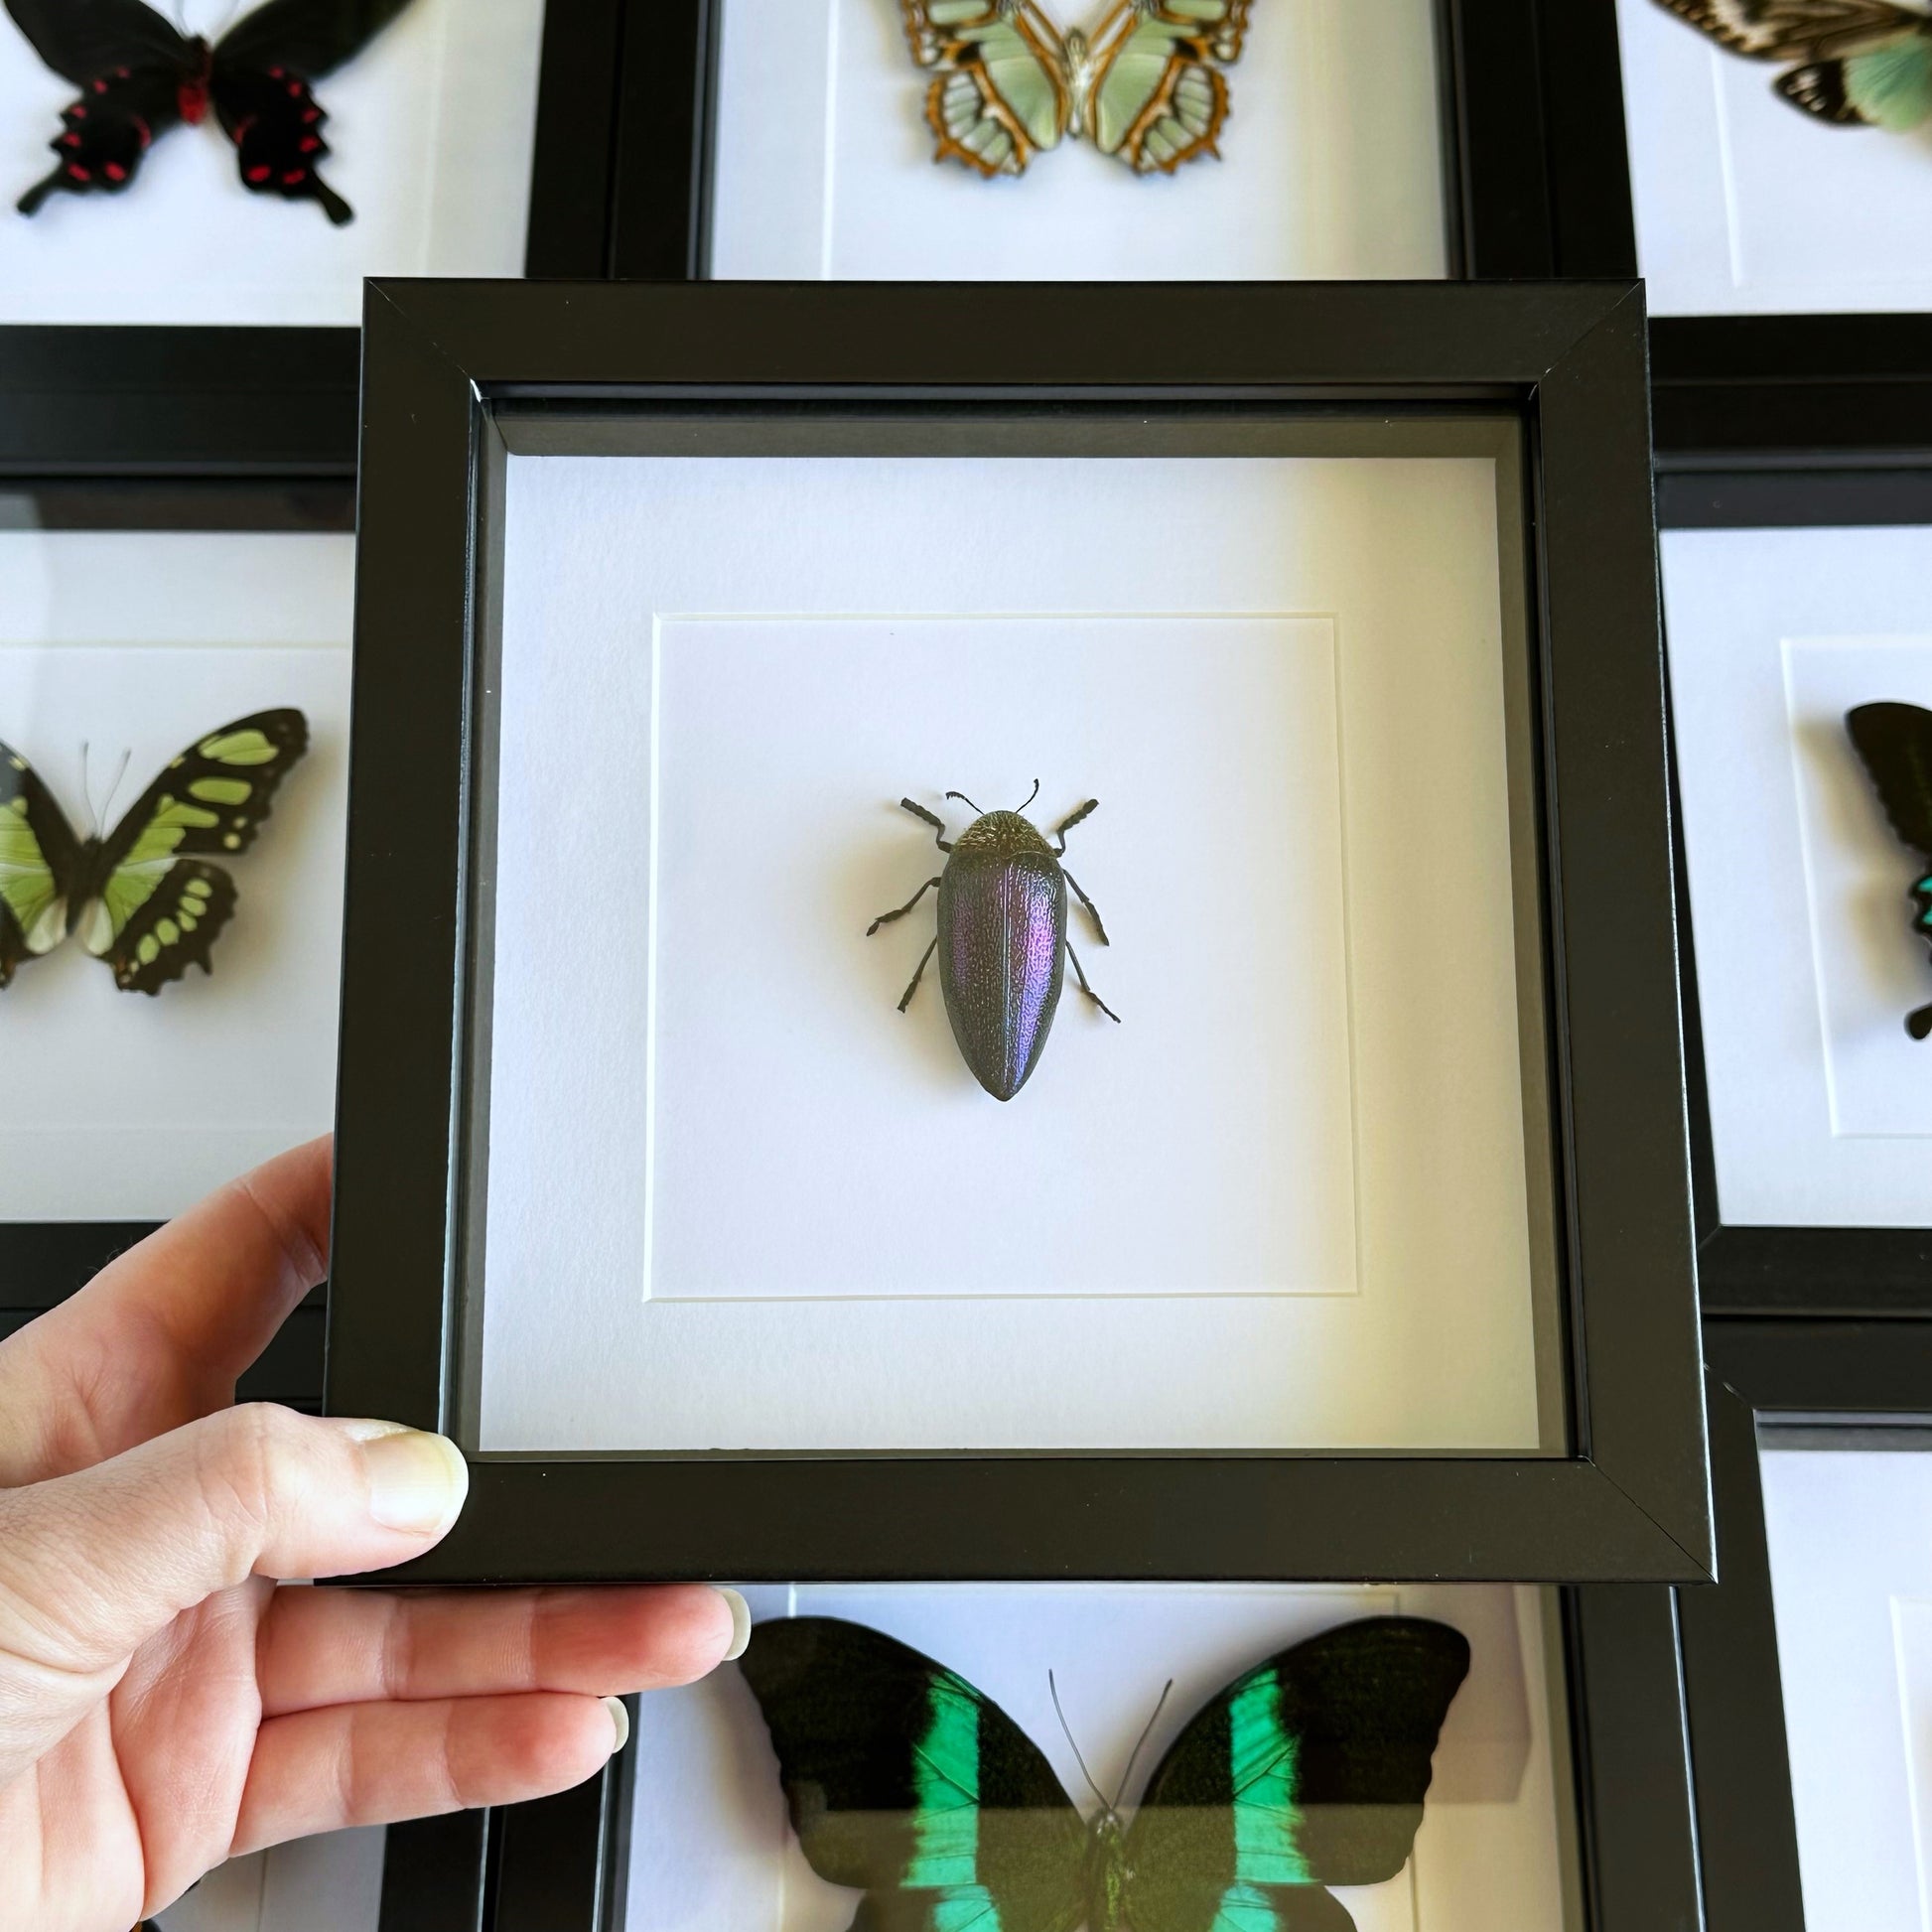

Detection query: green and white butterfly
xmin=1652 ymin=0 xmax=1932 ymax=132
xmin=741 ymin=1613 xmax=1468 ymax=1932
xmin=900 ymin=0 xmax=1254 ymax=177
xmin=0 ymin=709 xmax=308 ymax=996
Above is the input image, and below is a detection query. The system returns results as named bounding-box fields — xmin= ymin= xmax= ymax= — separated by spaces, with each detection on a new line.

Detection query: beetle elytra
xmin=867 ymin=781 xmax=1118 ymax=1101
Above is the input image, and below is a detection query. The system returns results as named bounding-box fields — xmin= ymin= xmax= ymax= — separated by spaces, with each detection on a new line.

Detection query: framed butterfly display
xmin=5 ymin=0 xmax=418 ymax=224
xmin=741 ymin=1614 xmax=1469 ymax=1932
xmin=899 ymin=0 xmax=1254 ymax=178
xmin=1647 ymin=0 xmax=1932 ymax=135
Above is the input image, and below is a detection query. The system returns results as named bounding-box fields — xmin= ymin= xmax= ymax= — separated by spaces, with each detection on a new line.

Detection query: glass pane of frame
xmin=706 ymin=0 xmax=1450 ymax=281
xmin=0 ymin=517 xmax=350 ymax=1223
xmin=1613 ymin=0 xmax=1932 ymax=318
xmin=0 ymin=0 xmax=548 ymax=327
xmin=611 ymin=1583 xmax=1582 ymax=1932
xmin=463 ymin=410 xmax=1568 ymax=1457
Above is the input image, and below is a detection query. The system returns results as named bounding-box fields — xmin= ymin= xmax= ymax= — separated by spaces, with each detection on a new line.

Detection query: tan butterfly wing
xmin=1083 ymin=0 xmax=1254 ymax=173
xmin=1652 ymin=0 xmax=1928 ymax=61
xmin=901 ymin=0 xmax=1073 ymax=176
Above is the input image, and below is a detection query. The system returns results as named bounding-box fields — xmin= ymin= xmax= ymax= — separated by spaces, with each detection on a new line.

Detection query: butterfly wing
xmin=1121 ymin=1617 xmax=1470 ymax=1932
xmin=1650 ymin=0 xmax=1929 ymax=59
xmin=86 ymin=709 xmax=308 ymax=995
xmin=209 ymin=0 xmax=416 ymax=224
xmin=6 ymin=0 xmax=195 ymax=213
xmin=739 ymin=1616 xmax=1088 ymax=1932
xmin=1847 ymin=702 xmax=1932 ymax=1035
xmin=1776 ymin=24 xmax=1932 ymax=126
xmin=1083 ymin=0 xmax=1253 ymax=173
xmin=900 ymin=0 xmax=1072 ymax=177
xmin=0 ymin=740 xmax=82 ymax=989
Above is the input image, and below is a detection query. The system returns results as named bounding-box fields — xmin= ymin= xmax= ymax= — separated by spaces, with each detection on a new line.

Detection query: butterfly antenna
xmin=1015 ymin=777 xmax=1040 ymax=814
xmin=96 ymin=748 xmax=132 ymax=836
xmin=944 ymin=789 xmax=985 ymax=815
xmin=1046 ymin=1670 xmax=1110 ymax=1814
xmin=78 ymin=740 xmax=96 ymax=839
xmin=1112 ymin=1680 xmax=1173 ymax=1811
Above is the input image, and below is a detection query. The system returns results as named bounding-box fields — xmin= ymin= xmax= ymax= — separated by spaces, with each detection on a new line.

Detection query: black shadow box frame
xmin=396 ymin=1585 xmax=1705 ymax=1932
xmin=1659 ymin=461 xmax=1932 ymax=1316
xmin=607 ymin=0 xmax=1588 ymax=282
xmin=1530 ymin=0 xmax=1932 ymax=469
xmin=0 ymin=0 xmax=624 ymax=480
xmin=0 ymin=475 xmax=348 ymax=1405
xmin=327 ymin=276 xmax=1711 ymax=1586
xmin=1683 ymin=1318 xmax=1932 ymax=1932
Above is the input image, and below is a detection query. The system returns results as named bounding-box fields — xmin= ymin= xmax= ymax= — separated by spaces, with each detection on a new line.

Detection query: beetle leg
xmin=1065 ymin=939 xmax=1121 ymax=1024
xmin=897 ymin=936 xmax=939 ymax=1013
xmin=1061 ymin=870 xmax=1110 ymax=945
xmin=1051 ymin=798 xmax=1098 ymax=854
xmin=899 ymin=797 xmax=954 ymax=852
xmin=867 ymin=877 xmax=943 ymax=936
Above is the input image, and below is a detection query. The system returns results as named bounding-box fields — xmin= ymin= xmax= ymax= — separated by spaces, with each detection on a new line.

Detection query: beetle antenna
xmin=1047 ymin=1671 xmax=1110 ymax=1814
xmin=1112 ymin=1680 xmax=1173 ymax=1810
xmin=944 ymin=789 xmax=984 ymax=815
xmin=1015 ymin=777 xmax=1040 ymax=814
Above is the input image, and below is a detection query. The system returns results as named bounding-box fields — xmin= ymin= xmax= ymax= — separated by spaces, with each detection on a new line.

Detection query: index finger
xmin=0 ymin=1135 xmax=332 ymax=1483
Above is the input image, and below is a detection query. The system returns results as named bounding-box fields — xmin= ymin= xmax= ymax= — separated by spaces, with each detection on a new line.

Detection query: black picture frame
xmin=0 ymin=474 xmax=348 ymax=1407
xmin=1686 ymin=1317 xmax=1932 ymax=1932
xmin=1656 ymin=460 xmax=1932 ymax=1316
xmin=605 ymin=0 xmax=1592 ymax=285
xmin=0 ymin=0 xmax=626 ymax=479
xmin=474 ymin=1590 xmax=1702 ymax=1932
xmin=1531 ymin=0 xmax=1932 ymax=469
xmin=328 ymin=276 xmax=1709 ymax=1586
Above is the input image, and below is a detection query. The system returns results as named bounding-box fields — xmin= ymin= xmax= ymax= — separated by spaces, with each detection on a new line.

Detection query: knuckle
xmin=196 ymin=1404 xmax=310 ymax=1546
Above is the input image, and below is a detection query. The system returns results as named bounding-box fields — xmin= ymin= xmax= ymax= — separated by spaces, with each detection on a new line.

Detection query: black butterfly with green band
xmin=0 ymin=709 xmax=308 ymax=996
xmin=739 ymin=1613 xmax=1469 ymax=1932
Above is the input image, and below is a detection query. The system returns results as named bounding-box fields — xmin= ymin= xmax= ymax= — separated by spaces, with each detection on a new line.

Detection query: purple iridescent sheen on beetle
xmin=867 ymin=782 xmax=1119 ymax=1101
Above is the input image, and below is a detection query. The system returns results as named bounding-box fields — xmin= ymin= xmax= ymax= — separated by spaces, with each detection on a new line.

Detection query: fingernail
xmin=714 ymin=1586 xmax=752 ymax=1661
xmin=603 ymin=1696 xmax=630 ymax=1752
xmin=345 ymin=1423 xmax=469 ymax=1536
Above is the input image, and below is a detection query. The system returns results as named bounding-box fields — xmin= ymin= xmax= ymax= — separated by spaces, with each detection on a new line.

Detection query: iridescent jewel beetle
xmin=867 ymin=781 xmax=1119 ymax=1100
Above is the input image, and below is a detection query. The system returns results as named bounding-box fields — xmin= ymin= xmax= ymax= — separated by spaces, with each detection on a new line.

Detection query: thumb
xmin=0 ymin=1403 xmax=467 ymax=1785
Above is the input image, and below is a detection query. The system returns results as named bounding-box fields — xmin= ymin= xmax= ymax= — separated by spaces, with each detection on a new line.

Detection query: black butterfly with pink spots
xmin=7 ymin=0 xmax=416 ymax=225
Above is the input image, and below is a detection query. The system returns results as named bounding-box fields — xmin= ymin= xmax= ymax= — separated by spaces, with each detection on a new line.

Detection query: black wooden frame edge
xmin=0 ymin=0 xmax=626 ymax=476
xmin=330 ymin=276 xmax=1709 ymax=1585
xmin=614 ymin=0 xmax=1580 ymax=285
xmin=482 ymin=1589 xmax=1701 ymax=1932
xmin=1656 ymin=464 xmax=1932 ymax=1316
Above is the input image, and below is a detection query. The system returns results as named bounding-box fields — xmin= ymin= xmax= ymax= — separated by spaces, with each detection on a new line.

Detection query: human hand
xmin=0 ymin=1137 xmax=748 ymax=1932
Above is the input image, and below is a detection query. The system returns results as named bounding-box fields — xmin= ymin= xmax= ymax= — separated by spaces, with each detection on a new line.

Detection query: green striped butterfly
xmin=900 ymin=0 xmax=1253 ymax=178
xmin=0 ymin=709 xmax=308 ymax=996
xmin=1847 ymin=701 xmax=1932 ymax=1039
xmin=740 ymin=1614 xmax=1468 ymax=1932
xmin=1651 ymin=1 xmax=1932 ymax=132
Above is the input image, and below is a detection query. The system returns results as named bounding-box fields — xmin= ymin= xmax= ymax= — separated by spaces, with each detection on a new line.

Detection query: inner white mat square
xmin=0 ymin=0 xmax=544 ymax=326
xmin=1763 ymin=1449 xmax=1932 ymax=1932
xmin=623 ymin=1583 xmax=1570 ymax=1932
xmin=0 ymin=530 xmax=351 ymax=1223
xmin=1616 ymin=0 xmax=1932 ymax=316
xmin=710 ymin=0 xmax=1448 ymax=280
xmin=1664 ymin=525 xmax=1932 ymax=1227
xmin=482 ymin=451 xmax=1540 ymax=1451
xmin=646 ymin=614 xmax=1353 ymax=1302
xmin=159 ymin=1828 xmax=386 ymax=1932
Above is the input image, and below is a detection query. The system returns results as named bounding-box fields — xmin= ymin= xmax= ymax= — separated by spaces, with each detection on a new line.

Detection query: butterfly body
xmin=902 ymin=0 xmax=1253 ymax=177
xmin=7 ymin=0 xmax=418 ymax=223
xmin=740 ymin=1614 xmax=1469 ymax=1932
xmin=0 ymin=710 xmax=307 ymax=996
xmin=1652 ymin=0 xmax=1932 ymax=132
